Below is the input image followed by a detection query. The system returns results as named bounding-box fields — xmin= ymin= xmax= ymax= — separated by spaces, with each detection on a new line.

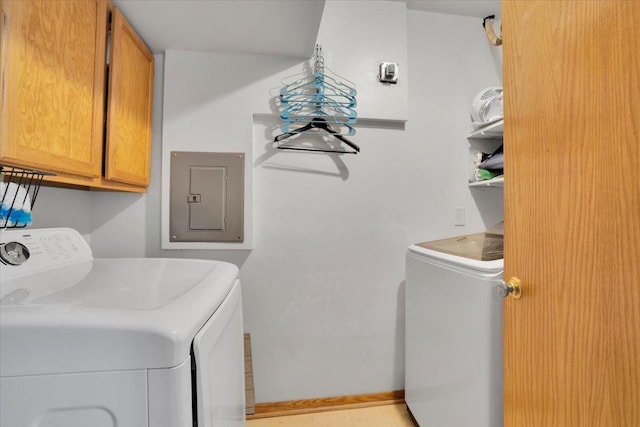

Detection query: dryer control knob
xmin=0 ymin=242 xmax=30 ymax=265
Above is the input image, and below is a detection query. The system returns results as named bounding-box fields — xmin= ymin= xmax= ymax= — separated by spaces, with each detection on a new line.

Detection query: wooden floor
xmin=246 ymin=403 xmax=417 ymax=427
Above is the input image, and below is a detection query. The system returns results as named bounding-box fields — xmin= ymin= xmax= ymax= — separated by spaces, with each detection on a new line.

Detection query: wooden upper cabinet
xmin=0 ymin=0 xmax=107 ymax=177
xmin=105 ymin=7 xmax=154 ymax=187
xmin=0 ymin=0 xmax=154 ymax=192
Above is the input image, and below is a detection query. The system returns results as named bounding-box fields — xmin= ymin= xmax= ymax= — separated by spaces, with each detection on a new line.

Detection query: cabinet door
xmin=104 ymin=8 xmax=154 ymax=187
xmin=0 ymin=0 xmax=106 ymax=177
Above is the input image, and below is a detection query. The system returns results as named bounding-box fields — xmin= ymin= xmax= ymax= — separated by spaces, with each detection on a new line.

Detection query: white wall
xmin=30 ymin=187 xmax=92 ymax=243
xmin=90 ymin=192 xmax=146 ymax=258
xmin=241 ymin=8 xmax=502 ymax=402
xmin=315 ymin=0 xmax=408 ymax=120
xmin=406 ymin=9 xmax=504 ymax=238
xmin=159 ymin=1 xmax=409 ymax=251
xmin=159 ymin=51 xmax=300 ymax=250
xmin=32 ymin=1 xmax=503 ymax=403
xmin=154 ymin=0 xmax=413 ymax=401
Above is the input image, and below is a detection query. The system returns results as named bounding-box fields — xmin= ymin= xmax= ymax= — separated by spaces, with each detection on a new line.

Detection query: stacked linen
xmin=471 ymin=145 xmax=504 ymax=182
xmin=0 ymin=182 xmax=32 ymax=227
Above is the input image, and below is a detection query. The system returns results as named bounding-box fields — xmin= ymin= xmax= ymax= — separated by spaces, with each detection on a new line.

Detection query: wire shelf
xmin=0 ymin=164 xmax=55 ymax=229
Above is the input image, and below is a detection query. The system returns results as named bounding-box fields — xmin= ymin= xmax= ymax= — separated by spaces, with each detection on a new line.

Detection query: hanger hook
xmin=314 ymin=44 xmax=325 ymax=74
xmin=482 ymin=15 xmax=502 ymax=46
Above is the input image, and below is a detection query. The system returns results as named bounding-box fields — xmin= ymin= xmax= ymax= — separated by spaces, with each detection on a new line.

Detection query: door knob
xmin=497 ymin=277 xmax=522 ymax=300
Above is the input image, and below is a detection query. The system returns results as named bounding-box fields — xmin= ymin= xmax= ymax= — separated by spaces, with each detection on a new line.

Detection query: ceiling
xmin=112 ymin=0 xmax=325 ymax=57
xmin=405 ymin=1 xmax=501 ymax=18
xmin=113 ymin=0 xmax=501 ymax=57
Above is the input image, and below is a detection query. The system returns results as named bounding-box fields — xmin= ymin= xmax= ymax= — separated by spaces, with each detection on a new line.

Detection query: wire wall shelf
xmin=0 ymin=164 xmax=54 ymax=229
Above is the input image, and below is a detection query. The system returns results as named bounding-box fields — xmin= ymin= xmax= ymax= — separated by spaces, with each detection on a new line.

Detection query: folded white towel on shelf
xmin=0 ymin=182 xmax=32 ymax=227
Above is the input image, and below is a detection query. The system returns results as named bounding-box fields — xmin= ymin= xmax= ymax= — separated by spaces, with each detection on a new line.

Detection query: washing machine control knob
xmin=0 ymin=241 xmax=30 ymax=266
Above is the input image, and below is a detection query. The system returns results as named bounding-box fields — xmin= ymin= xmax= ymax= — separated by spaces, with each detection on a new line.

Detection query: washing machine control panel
xmin=0 ymin=228 xmax=92 ymax=280
xmin=0 ymin=241 xmax=30 ymax=265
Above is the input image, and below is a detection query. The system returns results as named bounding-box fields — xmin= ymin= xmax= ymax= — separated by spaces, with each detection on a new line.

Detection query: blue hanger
xmin=274 ymin=44 xmax=359 ymax=153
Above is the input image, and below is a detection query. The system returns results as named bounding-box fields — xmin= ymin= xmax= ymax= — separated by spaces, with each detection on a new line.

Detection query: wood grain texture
xmin=104 ymin=7 xmax=153 ymax=187
xmin=248 ymin=390 xmax=405 ymax=419
xmin=247 ymin=403 xmax=416 ymax=427
xmin=41 ymin=173 xmax=147 ymax=193
xmin=503 ymin=1 xmax=640 ymax=426
xmin=245 ymin=333 xmax=256 ymax=415
xmin=0 ymin=0 xmax=105 ymax=177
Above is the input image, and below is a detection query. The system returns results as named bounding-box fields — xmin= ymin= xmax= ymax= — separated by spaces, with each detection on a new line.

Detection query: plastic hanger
xmin=280 ymin=102 xmax=357 ymax=125
xmin=274 ymin=117 xmax=360 ymax=154
xmin=274 ymin=44 xmax=359 ymax=154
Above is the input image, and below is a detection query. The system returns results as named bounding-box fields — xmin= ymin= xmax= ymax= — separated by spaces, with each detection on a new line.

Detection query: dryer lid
xmin=0 ymin=228 xmax=239 ymax=377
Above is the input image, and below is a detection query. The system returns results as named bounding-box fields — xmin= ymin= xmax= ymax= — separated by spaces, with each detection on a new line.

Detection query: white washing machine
xmin=405 ymin=231 xmax=503 ymax=427
xmin=0 ymin=228 xmax=245 ymax=427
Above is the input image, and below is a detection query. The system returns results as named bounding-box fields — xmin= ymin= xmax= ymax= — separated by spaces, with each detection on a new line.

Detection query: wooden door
xmin=503 ymin=1 xmax=640 ymax=426
xmin=104 ymin=7 xmax=154 ymax=187
xmin=0 ymin=0 xmax=106 ymax=177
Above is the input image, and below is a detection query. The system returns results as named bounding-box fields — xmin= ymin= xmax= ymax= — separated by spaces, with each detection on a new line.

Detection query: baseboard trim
xmin=247 ymin=390 xmax=405 ymax=419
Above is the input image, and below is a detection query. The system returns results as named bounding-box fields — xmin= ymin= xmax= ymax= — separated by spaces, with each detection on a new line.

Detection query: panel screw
xmin=172 ymin=235 xmax=177 ymax=240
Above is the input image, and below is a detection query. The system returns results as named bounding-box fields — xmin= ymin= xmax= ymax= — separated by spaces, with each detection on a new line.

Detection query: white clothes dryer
xmin=405 ymin=232 xmax=503 ymax=427
xmin=0 ymin=228 xmax=245 ymax=427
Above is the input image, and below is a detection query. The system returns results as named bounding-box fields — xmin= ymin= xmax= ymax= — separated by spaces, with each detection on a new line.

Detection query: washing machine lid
xmin=0 ymin=229 xmax=239 ymax=376
xmin=409 ymin=232 xmax=503 ymax=272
